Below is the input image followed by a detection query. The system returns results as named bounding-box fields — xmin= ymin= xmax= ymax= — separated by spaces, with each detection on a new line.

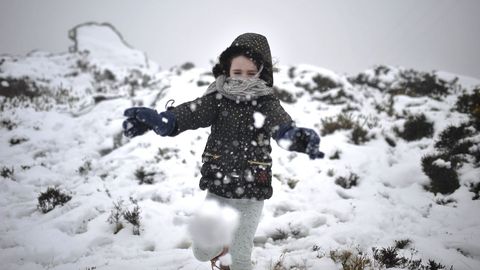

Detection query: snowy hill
xmin=1 ymin=23 xmax=479 ymax=270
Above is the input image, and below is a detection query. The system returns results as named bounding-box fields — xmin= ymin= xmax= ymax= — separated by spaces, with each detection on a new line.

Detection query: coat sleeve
xmin=258 ymin=96 xmax=294 ymax=138
xmin=169 ymin=93 xmax=219 ymax=136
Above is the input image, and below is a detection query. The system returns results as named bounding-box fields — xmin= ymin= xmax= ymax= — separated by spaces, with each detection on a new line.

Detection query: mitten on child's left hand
xmin=122 ymin=117 xmax=150 ymax=138
xmin=276 ymin=126 xmax=325 ymax=159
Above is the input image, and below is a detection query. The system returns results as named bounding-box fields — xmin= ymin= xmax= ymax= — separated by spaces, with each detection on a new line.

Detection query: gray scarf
xmin=204 ymin=75 xmax=274 ymax=102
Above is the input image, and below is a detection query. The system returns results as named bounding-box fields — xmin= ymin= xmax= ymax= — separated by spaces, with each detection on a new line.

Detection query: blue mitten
xmin=124 ymin=107 xmax=176 ymax=136
xmin=122 ymin=117 xmax=150 ymax=138
xmin=276 ymin=125 xmax=325 ymax=159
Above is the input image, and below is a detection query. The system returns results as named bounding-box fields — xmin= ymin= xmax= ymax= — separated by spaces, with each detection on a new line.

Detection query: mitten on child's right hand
xmin=122 ymin=117 xmax=150 ymax=138
xmin=123 ymin=107 xmax=176 ymax=136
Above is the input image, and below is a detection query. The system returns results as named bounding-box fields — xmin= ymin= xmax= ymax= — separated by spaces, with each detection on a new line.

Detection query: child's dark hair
xmin=212 ymin=45 xmax=274 ymax=87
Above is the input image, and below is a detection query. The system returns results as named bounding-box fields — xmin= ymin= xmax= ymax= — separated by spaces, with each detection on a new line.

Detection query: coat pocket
xmin=247 ymin=160 xmax=272 ymax=186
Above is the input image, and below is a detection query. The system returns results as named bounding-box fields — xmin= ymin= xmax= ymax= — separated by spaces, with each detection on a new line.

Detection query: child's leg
xmin=228 ymin=198 xmax=264 ymax=270
xmin=207 ymin=192 xmax=264 ymax=270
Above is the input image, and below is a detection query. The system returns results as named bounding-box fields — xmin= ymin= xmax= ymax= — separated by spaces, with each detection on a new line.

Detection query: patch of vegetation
xmin=330 ymin=248 xmax=371 ymax=270
xmin=423 ymin=119 xmax=479 ymax=197
xmin=134 ymin=167 xmax=155 ymax=185
xmin=350 ymin=124 xmax=370 ymax=145
xmin=335 ymin=172 xmax=360 ymax=189
xmin=315 ymin=242 xmax=453 ymax=270
xmin=1 ymin=166 xmax=14 ymax=179
xmin=93 ymin=69 xmax=116 ymax=83
xmin=9 ymin=136 xmax=29 ymax=146
xmin=349 ymin=65 xmax=393 ymax=91
xmin=107 ymin=199 xmax=125 ymax=234
xmin=455 ymin=88 xmax=480 ymax=127
xmin=296 ymin=74 xmax=341 ymax=94
xmin=321 ymin=113 xmax=355 ymax=136
xmin=122 ymin=198 xmax=141 ymax=235
xmin=273 ymin=86 xmax=296 ymax=104
xmin=107 ymin=197 xmax=142 ymax=235
xmin=329 ymin=150 xmax=342 ymax=160
xmin=180 ymin=62 xmax=195 ymax=70
xmin=314 ymin=88 xmax=355 ymax=105
xmin=0 ymin=119 xmax=17 ymax=130
xmin=155 ymin=147 xmax=180 ymax=161
xmin=394 ymin=114 xmax=434 ymax=141
xmin=372 ymin=247 xmax=408 ymax=268
xmin=321 ymin=113 xmax=377 ymax=145
xmin=389 ymin=69 xmax=454 ymax=99
xmin=37 ymin=187 xmax=72 ymax=213
xmin=469 ymin=182 xmax=480 ymax=200
xmin=196 ymin=80 xmax=211 ymax=87
xmin=421 ymin=153 xmax=460 ymax=195
xmin=0 ymin=77 xmax=41 ymax=99
xmin=394 ymin=239 xmax=412 ymax=249
xmin=270 ymin=223 xmax=308 ymax=241
xmin=77 ymin=160 xmax=92 ymax=176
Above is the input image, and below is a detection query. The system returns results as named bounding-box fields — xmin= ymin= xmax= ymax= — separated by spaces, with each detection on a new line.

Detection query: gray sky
xmin=1 ymin=0 xmax=479 ymax=79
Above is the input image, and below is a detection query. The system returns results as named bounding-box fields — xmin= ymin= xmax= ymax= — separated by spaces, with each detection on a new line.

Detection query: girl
xmin=122 ymin=33 xmax=324 ymax=270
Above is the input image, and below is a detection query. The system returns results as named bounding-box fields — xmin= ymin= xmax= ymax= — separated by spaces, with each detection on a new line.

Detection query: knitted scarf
xmin=204 ymin=75 xmax=274 ymax=102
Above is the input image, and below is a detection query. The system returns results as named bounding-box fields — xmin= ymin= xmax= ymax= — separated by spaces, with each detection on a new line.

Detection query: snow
xmin=253 ymin=112 xmax=266 ymax=128
xmin=0 ymin=24 xmax=480 ymax=270
xmin=187 ymin=200 xmax=239 ymax=249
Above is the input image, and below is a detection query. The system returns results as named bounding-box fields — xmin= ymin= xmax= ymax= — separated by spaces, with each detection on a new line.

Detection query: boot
xmin=210 ymin=246 xmax=230 ymax=270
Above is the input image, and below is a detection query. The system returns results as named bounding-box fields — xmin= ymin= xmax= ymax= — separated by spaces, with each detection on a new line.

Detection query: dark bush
xmin=329 ymin=150 xmax=342 ymax=160
xmin=350 ymin=125 xmax=370 ymax=145
xmin=37 ymin=187 xmax=72 ymax=213
xmin=107 ymin=198 xmax=142 ymax=235
xmin=314 ymin=89 xmax=355 ymax=105
xmin=0 ymin=77 xmax=40 ymax=98
xmin=335 ymin=172 xmax=359 ymax=189
xmin=123 ymin=200 xmax=141 ymax=235
xmin=135 ymin=167 xmax=155 ymax=185
xmin=321 ymin=113 xmax=355 ymax=136
xmin=1 ymin=119 xmax=17 ymax=130
xmin=93 ymin=69 xmax=116 ymax=82
xmin=295 ymin=73 xmax=340 ymax=94
xmin=9 ymin=136 xmax=28 ymax=146
xmin=107 ymin=200 xmax=124 ymax=234
xmin=421 ymin=154 xmax=460 ymax=195
xmin=390 ymin=69 xmax=452 ymax=99
xmin=349 ymin=65 xmax=392 ymax=91
xmin=77 ymin=160 xmax=92 ymax=176
xmin=435 ymin=123 xmax=475 ymax=154
xmin=469 ymin=182 xmax=480 ymax=200
xmin=180 ymin=62 xmax=195 ymax=70
xmin=311 ymin=74 xmax=340 ymax=93
xmin=1 ymin=166 xmax=14 ymax=179
xmin=372 ymin=247 xmax=407 ymax=268
xmin=273 ymin=86 xmax=296 ymax=104
xmin=395 ymin=114 xmax=434 ymax=141
xmin=456 ymin=88 xmax=480 ymax=127
xmin=196 ymin=80 xmax=211 ymax=87
xmin=425 ymin=260 xmax=447 ymax=270
xmin=394 ymin=239 xmax=412 ymax=249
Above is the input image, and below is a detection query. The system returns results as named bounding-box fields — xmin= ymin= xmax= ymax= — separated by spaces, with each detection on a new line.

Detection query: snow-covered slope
xmin=0 ymin=23 xmax=479 ymax=270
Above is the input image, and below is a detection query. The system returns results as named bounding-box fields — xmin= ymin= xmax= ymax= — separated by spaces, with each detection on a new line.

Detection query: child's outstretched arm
xmin=122 ymin=93 xmax=219 ymax=138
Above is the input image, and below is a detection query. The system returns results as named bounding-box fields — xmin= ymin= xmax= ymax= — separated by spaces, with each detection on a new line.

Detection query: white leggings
xmin=192 ymin=192 xmax=264 ymax=270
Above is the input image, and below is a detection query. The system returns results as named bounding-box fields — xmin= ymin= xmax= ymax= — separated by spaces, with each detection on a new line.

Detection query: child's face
xmin=229 ymin=55 xmax=259 ymax=80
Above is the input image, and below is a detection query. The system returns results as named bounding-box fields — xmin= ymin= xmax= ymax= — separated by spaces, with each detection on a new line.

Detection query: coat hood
xmin=213 ymin=33 xmax=274 ymax=87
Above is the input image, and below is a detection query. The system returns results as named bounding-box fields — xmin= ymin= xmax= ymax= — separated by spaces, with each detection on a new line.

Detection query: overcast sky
xmin=1 ymin=0 xmax=479 ymax=79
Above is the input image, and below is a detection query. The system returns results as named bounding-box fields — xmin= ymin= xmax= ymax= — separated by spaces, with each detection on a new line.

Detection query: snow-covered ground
xmin=0 ymin=23 xmax=479 ymax=270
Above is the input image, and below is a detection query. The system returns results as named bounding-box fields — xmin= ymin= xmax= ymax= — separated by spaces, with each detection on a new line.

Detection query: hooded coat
xmin=169 ymin=33 xmax=292 ymax=200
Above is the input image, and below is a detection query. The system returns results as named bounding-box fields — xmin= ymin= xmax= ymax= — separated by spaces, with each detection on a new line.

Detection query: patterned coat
xmin=170 ymin=92 xmax=292 ymax=200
